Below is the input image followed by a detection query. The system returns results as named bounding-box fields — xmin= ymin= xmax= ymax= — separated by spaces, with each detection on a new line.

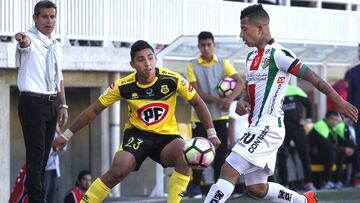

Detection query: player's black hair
xmin=325 ymin=110 xmax=338 ymax=118
xmin=34 ymin=1 xmax=57 ymax=16
xmin=130 ymin=40 xmax=155 ymax=61
xmin=75 ymin=170 xmax=91 ymax=187
xmin=198 ymin=31 xmax=214 ymax=43
xmin=240 ymin=4 xmax=270 ymax=23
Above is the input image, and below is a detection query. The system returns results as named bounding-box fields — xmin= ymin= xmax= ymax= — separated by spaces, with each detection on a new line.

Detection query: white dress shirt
xmin=16 ymin=27 xmax=63 ymax=94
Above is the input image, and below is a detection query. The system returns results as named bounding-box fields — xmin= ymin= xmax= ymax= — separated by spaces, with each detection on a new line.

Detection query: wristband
xmin=206 ymin=128 xmax=217 ymax=139
xmin=59 ymin=104 xmax=68 ymax=109
xmin=61 ymin=129 xmax=74 ymax=141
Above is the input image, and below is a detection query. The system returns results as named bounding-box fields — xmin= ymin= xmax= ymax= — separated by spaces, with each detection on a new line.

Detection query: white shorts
xmin=231 ymin=125 xmax=285 ymax=174
xmin=226 ymin=152 xmax=272 ymax=186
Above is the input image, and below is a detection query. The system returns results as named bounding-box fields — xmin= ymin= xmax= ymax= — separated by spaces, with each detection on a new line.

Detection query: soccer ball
xmin=217 ymin=77 xmax=236 ymax=98
xmin=183 ymin=137 xmax=215 ymax=169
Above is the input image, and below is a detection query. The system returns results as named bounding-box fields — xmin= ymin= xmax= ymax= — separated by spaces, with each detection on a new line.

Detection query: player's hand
xmin=336 ymin=100 xmax=358 ymax=123
xmin=58 ymin=108 xmax=68 ymax=128
xmin=52 ymin=135 xmax=68 ymax=152
xmin=15 ymin=32 xmax=30 ymax=47
xmin=236 ymin=99 xmax=251 ymax=116
xmin=208 ymin=137 xmax=221 ymax=150
xmin=218 ymin=98 xmax=231 ymax=112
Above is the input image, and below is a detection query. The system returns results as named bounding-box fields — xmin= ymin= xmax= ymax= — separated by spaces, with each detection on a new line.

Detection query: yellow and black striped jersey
xmin=99 ymin=67 xmax=196 ymax=135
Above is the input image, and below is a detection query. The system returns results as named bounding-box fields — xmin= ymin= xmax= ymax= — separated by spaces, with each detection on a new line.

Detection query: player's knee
xmin=246 ymin=183 xmax=267 ymax=198
xmin=108 ymin=166 xmax=129 ymax=183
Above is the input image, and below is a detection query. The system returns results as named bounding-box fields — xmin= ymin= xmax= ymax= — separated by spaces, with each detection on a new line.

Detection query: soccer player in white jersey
xmin=204 ymin=4 xmax=358 ymax=203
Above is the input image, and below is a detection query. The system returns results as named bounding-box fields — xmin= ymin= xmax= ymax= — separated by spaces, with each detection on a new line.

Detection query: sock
xmin=204 ymin=178 xmax=234 ymax=203
xmin=264 ymin=182 xmax=306 ymax=203
xmin=80 ymin=178 xmax=111 ymax=203
xmin=167 ymin=170 xmax=190 ymax=203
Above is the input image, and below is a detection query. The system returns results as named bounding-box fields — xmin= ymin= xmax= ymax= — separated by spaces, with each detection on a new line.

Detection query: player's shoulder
xmin=158 ymin=67 xmax=182 ymax=79
xmin=271 ymin=42 xmax=296 ymax=59
xmin=118 ymin=72 xmax=137 ymax=86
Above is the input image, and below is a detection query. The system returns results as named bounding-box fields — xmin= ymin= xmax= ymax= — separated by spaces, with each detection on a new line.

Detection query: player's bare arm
xmin=57 ymin=80 xmax=68 ymax=128
xmin=52 ymin=100 xmax=107 ymax=150
xmin=188 ymin=93 xmax=221 ymax=149
xmin=236 ymin=81 xmax=251 ymax=116
xmin=300 ymin=68 xmax=358 ymax=123
xmin=15 ymin=32 xmax=31 ymax=48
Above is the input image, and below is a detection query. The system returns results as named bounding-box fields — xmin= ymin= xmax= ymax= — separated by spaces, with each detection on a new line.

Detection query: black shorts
xmin=121 ymin=128 xmax=183 ymax=170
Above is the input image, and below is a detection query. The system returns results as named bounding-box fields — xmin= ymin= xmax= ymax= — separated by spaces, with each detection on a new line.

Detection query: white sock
xmin=204 ymin=179 xmax=234 ymax=203
xmin=264 ymin=182 xmax=306 ymax=203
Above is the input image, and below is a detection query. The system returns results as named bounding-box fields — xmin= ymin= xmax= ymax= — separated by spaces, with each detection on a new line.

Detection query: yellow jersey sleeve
xmin=223 ymin=59 xmax=237 ymax=77
xmin=98 ymin=80 xmax=122 ymax=107
xmin=186 ymin=62 xmax=197 ymax=83
xmin=177 ymin=74 xmax=196 ymax=101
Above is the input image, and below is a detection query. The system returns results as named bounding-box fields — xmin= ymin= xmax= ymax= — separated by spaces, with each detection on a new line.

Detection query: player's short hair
xmin=75 ymin=170 xmax=91 ymax=186
xmin=34 ymin=1 xmax=57 ymax=16
xmin=240 ymin=4 xmax=270 ymax=23
xmin=325 ymin=110 xmax=338 ymax=118
xmin=198 ymin=31 xmax=214 ymax=43
xmin=130 ymin=40 xmax=155 ymax=61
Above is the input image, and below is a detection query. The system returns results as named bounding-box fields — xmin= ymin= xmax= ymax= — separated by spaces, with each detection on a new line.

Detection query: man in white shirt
xmin=15 ymin=1 xmax=68 ymax=202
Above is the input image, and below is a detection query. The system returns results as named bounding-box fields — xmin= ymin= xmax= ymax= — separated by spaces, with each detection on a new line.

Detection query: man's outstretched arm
xmin=299 ymin=68 xmax=358 ymax=123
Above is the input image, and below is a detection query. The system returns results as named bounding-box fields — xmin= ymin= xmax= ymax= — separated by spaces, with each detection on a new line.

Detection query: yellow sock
xmin=167 ymin=170 xmax=190 ymax=203
xmin=80 ymin=178 xmax=111 ymax=203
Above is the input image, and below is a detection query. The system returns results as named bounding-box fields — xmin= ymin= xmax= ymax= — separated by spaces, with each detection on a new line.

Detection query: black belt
xmin=20 ymin=92 xmax=58 ymax=102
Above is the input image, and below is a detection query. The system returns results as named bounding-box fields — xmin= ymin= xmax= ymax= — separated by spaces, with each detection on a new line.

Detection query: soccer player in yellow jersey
xmin=52 ymin=40 xmax=221 ymax=203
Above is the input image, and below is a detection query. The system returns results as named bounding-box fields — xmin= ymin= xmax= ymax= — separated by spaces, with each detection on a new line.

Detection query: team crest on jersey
xmin=260 ymin=58 xmax=269 ymax=69
xmin=161 ymin=85 xmax=170 ymax=94
xmin=137 ymin=103 xmax=169 ymax=126
xmin=277 ymin=77 xmax=285 ymax=84
xmin=131 ymin=92 xmax=139 ymax=99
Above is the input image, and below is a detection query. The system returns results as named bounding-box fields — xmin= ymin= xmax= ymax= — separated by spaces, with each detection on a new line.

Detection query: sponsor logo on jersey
xmin=188 ymin=84 xmax=194 ymax=92
xmin=265 ymin=48 xmax=271 ymax=54
xmin=277 ymin=77 xmax=285 ymax=84
xmin=137 ymin=103 xmax=169 ymax=126
xmin=109 ymin=82 xmax=115 ymax=90
xmin=161 ymin=85 xmax=170 ymax=94
xmin=131 ymin=92 xmax=139 ymax=99
xmin=146 ymin=88 xmax=154 ymax=97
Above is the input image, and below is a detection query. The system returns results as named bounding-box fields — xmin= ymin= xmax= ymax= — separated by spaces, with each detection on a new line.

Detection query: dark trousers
xmin=44 ymin=170 xmax=59 ymax=203
xmin=277 ymin=125 xmax=312 ymax=184
xmin=354 ymin=123 xmax=360 ymax=174
xmin=192 ymin=120 xmax=228 ymax=187
xmin=18 ymin=94 xmax=58 ymax=203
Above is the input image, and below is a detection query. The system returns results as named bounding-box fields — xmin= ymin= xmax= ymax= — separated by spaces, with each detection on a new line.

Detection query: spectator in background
xmin=277 ymin=85 xmax=315 ymax=191
xmin=327 ymin=70 xmax=350 ymax=111
xmin=185 ymin=31 xmax=243 ymax=198
xmin=348 ymin=43 xmax=360 ymax=187
xmin=333 ymin=119 xmax=356 ymax=188
xmin=308 ymin=110 xmax=354 ymax=189
xmin=15 ymin=1 xmax=68 ymax=202
xmin=64 ymin=170 xmax=92 ymax=203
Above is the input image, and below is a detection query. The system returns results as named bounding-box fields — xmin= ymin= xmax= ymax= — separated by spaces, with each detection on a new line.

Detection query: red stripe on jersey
xmin=250 ymin=48 xmax=265 ymax=71
xmin=248 ymin=84 xmax=256 ymax=125
xmin=289 ymin=63 xmax=301 ymax=76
